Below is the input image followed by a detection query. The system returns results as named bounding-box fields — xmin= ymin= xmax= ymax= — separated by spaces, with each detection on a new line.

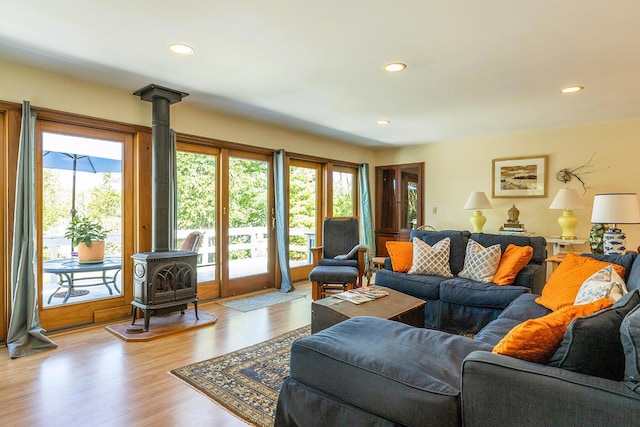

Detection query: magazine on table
xmin=333 ymin=287 xmax=389 ymax=304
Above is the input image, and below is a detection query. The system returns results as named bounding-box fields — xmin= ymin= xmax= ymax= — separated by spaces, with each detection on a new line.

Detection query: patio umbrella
xmin=43 ymin=150 xmax=121 ymax=219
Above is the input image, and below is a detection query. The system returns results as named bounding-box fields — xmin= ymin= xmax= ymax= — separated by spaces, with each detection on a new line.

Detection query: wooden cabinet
xmin=375 ymin=163 xmax=423 ymax=256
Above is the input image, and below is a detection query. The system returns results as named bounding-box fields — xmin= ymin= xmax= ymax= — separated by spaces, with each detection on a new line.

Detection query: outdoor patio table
xmin=43 ymin=256 xmax=122 ymax=304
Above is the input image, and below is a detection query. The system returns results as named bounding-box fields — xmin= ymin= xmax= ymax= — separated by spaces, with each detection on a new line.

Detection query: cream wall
xmin=0 ymin=61 xmax=374 ymax=165
xmin=4 ymin=60 xmax=640 ymax=253
xmin=376 ymin=119 xmax=640 ymax=253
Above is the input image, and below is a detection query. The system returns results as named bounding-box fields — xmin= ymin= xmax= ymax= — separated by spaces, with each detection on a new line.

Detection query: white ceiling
xmin=1 ymin=1 xmax=639 ymax=147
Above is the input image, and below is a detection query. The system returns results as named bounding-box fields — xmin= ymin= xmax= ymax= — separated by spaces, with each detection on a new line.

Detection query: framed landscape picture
xmin=492 ymin=155 xmax=547 ymax=198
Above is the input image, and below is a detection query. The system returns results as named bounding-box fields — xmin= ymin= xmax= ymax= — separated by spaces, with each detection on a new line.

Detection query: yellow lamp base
xmin=557 ymin=209 xmax=579 ymax=239
xmin=470 ymin=210 xmax=486 ymax=233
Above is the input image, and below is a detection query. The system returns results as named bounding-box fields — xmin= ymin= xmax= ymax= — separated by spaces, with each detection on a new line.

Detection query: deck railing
xmin=43 ymin=227 xmax=316 ymax=265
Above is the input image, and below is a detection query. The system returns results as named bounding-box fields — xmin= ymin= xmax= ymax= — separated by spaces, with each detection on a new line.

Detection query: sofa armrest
xmin=383 ymin=257 xmax=393 ymax=271
xmin=512 ymin=263 xmax=546 ymax=294
xmin=461 ymin=351 xmax=640 ymax=427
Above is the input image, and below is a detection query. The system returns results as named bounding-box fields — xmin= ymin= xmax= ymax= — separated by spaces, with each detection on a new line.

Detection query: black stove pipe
xmin=134 ymin=84 xmax=189 ymax=252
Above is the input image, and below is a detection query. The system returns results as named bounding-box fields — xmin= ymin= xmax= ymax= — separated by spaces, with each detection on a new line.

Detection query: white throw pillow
xmin=458 ymin=239 xmax=502 ymax=283
xmin=574 ymin=265 xmax=628 ymax=305
xmin=408 ymin=237 xmax=453 ymax=277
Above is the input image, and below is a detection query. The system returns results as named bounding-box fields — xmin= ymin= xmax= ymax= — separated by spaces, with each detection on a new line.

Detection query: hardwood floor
xmin=0 ymin=282 xmax=312 ymax=427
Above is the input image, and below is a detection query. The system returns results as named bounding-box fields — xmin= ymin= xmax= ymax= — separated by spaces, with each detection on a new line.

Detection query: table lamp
xmin=464 ymin=191 xmax=492 ymax=232
xmin=549 ymin=188 xmax=585 ymax=239
xmin=590 ymin=193 xmax=640 ymax=254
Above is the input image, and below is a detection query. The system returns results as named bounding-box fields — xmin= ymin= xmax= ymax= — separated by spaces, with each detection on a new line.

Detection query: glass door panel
xmin=223 ymin=151 xmax=274 ymax=296
xmin=289 ymin=161 xmax=319 ymax=281
xmin=38 ymin=121 xmax=132 ymax=331
xmin=41 ymin=131 xmax=123 ymax=308
xmin=176 ymin=145 xmax=218 ymax=300
xmin=333 ymin=169 xmax=356 ymax=217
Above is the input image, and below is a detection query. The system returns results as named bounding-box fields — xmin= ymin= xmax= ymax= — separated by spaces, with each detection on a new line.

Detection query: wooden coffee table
xmin=311 ymin=286 xmax=426 ymax=333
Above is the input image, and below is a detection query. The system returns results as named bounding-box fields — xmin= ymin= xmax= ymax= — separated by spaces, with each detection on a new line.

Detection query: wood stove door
xmin=221 ymin=150 xmax=275 ymax=296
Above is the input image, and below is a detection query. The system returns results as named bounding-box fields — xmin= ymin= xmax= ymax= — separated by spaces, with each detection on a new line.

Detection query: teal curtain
xmin=274 ymin=149 xmax=293 ymax=292
xmin=7 ymin=101 xmax=57 ymax=358
xmin=169 ymin=129 xmax=177 ymax=250
xmin=359 ymin=163 xmax=375 ymax=256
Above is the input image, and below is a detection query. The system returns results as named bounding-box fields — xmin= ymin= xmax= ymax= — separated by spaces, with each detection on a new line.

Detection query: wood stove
xmin=131 ymin=84 xmax=198 ymax=332
xmin=131 ymin=250 xmax=197 ymax=331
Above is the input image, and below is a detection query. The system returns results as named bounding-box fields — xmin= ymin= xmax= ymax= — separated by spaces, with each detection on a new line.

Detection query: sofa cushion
xmin=470 ymin=233 xmax=546 ymax=264
xmin=582 ymin=252 xmax=637 ymax=282
xmin=627 ymin=254 xmax=640 ymax=292
xmin=536 ymin=252 xmax=626 ymax=311
xmin=374 ymin=269 xmax=443 ymax=300
xmin=493 ymin=298 xmax=613 ymax=363
xmin=621 ymin=304 xmax=640 ymax=393
xmin=458 ymin=239 xmax=501 ymax=283
xmin=475 ymin=317 xmax=523 ymax=347
xmin=548 ymin=289 xmax=640 ymax=381
xmin=498 ymin=293 xmax=552 ymax=323
xmin=289 ymin=316 xmax=492 ymax=426
xmin=440 ymin=277 xmax=529 ymax=309
xmin=408 ymin=237 xmax=453 ymax=277
xmin=410 ymin=230 xmax=470 ymax=275
xmin=574 ymin=265 xmax=627 ymax=305
xmin=493 ymin=244 xmax=534 ymax=285
xmin=385 ymin=241 xmax=413 ymax=272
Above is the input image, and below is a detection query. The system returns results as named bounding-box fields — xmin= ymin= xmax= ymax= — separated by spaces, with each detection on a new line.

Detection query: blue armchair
xmin=310 ymin=217 xmax=368 ymax=286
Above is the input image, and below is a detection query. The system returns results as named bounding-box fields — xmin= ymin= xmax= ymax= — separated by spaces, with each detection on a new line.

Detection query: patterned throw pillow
xmin=574 ymin=265 xmax=628 ymax=305
xmin=458 ymin=239 xmax=502 ymax=283
xmin=408 ymin=237 xmax=453 ymax=277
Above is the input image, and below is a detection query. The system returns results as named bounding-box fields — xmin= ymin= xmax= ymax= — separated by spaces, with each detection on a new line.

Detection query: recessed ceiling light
xmin=168 ymin=43 xmax=194 ymax=55
xmin=377 ymin=120 xmax=391 ymax=125
xmin=560 ymin=85 xmax=584 ymax=94
xmin=384 ymin=63 xmax=406 ymax=72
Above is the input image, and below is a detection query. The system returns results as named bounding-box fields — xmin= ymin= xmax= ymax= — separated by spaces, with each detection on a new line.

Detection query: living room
xmin=2 ymin=2 xmax=640 ymax=425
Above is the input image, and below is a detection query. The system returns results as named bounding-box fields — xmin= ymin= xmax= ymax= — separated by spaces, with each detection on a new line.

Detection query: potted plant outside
xmin=64 ymin=216 xmax=109 ymax=263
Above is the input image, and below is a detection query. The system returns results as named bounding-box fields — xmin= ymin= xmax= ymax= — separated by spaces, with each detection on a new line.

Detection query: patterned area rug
xmin=170 ymin=325 xmax=310 ymax=427
xmin=218 ymin=290 xmax=306 ymax=312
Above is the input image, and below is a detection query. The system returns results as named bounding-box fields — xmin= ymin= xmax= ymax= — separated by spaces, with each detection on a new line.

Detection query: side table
xmin=545 ymin=237 xmax=587 ymax=255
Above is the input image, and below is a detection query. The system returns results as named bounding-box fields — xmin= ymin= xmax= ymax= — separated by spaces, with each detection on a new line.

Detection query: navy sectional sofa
xmin=275 ymin=252 xmax=640 ymax=427
xmin=374 ymin=230 xmax=547 ymax=333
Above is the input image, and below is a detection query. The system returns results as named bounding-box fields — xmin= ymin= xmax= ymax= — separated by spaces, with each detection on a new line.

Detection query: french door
xmin=176 ymin=143 xmax=219 ymax=300
xmin=37 ymin=121 xmax=132 ymax=330
xmin=289 ymin=160 xmax=321 ymax=281
xmin=221 ymin=150 xmax=274 ymax=296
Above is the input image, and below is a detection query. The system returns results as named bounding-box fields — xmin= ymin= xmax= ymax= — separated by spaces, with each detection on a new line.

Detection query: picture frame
xmin=492 ymin=155 xmax=548 ymax=198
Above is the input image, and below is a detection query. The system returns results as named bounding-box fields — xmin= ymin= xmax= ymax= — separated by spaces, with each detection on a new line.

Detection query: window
xmin=333 ymin=167 xmax=357 ymax=217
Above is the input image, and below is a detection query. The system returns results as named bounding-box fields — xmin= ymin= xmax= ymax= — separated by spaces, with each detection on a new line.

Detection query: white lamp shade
xmin=549 ymin=188 xmax=585 ymax=210
xmin=591 ymin=193 xmax=640 ymax=224
xmin=464 ymin=191 xmax=492 ymax=210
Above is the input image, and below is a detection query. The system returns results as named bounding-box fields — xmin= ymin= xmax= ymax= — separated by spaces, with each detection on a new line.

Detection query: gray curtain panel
xmin=7 ymin=101 xmax=57 ymax=358
xmin=274 ymin=149 xmax=293 ymax=292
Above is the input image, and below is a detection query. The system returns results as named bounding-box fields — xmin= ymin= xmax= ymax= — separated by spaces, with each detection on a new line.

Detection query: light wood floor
xmin=0 ymin=282 xmax=313 ymax=427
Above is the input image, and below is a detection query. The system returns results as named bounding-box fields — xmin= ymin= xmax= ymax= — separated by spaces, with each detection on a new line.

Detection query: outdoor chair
xmin=181 ymin=231 xmax=204 ymax=253
xmin=310 ymin=217 xmax=368 ymax=289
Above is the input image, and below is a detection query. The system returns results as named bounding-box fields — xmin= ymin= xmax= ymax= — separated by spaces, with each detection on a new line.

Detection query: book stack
xmin=499 ymin=224 xmax=528 ymax=235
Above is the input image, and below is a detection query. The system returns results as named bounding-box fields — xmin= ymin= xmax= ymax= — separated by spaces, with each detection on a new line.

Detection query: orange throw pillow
xmin=493 ymin=298 xmax=612 ymax=363
xmin=493 ymin=244 xmax=534 ymax=285
xmin=386 ymin=241 xmax=413 ymax=272
xmin=535 ymin=253 xmax=626 ymax=311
